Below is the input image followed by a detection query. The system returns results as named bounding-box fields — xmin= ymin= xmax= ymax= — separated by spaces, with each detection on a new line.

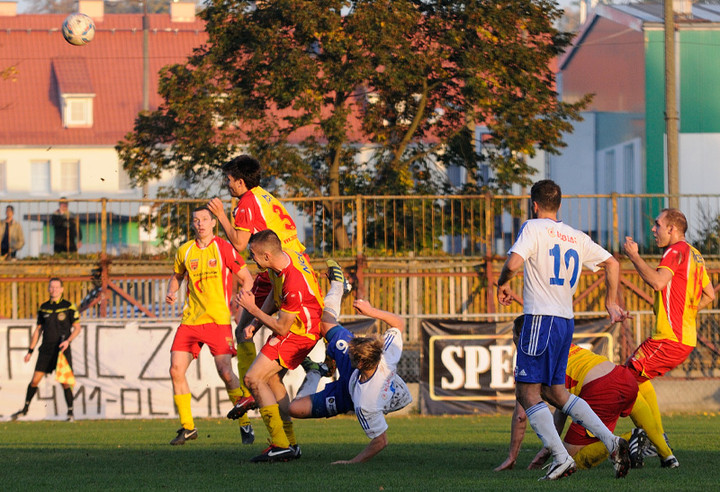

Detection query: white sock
xmin=296 ymin=371 xmax=322 ymax=398
xmin=562 ymin=393 xmax=617 ymax=452
xmin=526 ymin=402 xmax=569 ymax=461
xmin=323 ymin=281 xmax=344 ymax=320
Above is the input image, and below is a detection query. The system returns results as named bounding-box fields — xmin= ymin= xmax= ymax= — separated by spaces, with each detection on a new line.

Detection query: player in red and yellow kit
xmin=230 ymin=229 xmax=324 ymax=462
xmin=208 ymin=155 xmax=308 ymax=442
xmin=165 ymin=206 xmax=253 ymax=445
xmin=497 ymin=341 xmax=674 ymax=473
xmin=624 ymin=208 xmax=715 ymax=466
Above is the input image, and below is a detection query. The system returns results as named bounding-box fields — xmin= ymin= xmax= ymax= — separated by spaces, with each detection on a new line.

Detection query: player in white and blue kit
xmin=497 ymin=179 xmax=631 ymax=481
xmin=289 ymin=266 xmax=412 ymax=463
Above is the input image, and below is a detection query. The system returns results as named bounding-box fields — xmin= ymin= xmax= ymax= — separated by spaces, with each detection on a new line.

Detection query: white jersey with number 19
xmin=508 ymin=218 xmax=612 ymax=319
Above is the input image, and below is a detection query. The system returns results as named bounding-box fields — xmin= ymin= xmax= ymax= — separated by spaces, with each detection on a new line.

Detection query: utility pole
xmin=665 ymin=0 xmax=679 ymax=209
xmin=141 ymin=1 xmax=150 ymax=253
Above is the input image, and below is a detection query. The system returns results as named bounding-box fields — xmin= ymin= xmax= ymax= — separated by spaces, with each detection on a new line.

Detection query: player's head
xmin=222 ymin=155 xmax=261 ymax=196
xmin=348 ymin=336 xmax=383 ymax=372
xmin=530 ymin=180 xmax=562 ymax=214
xmin=48 ymin=277 xmax=64 ymax=300
xmin=653 ymin=208 xmax=687 ymax=247
xmin=192 ymin=206 xmax=217 ymax=239
xmin=248 ymin=229 xmax=282 ymax=269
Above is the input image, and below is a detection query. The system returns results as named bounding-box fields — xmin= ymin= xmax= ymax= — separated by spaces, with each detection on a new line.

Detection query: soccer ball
xmin=61 ymin=13 xmax=96 ymax=46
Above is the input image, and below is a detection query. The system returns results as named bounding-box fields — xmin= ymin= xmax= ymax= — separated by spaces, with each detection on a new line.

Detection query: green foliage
xmin=118 ymin=0 xmax=587 ymax=198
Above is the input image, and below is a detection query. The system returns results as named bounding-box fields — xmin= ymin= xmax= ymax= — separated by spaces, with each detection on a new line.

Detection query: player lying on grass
xmin=288 ymin=261 xmax=412 ymax=463
xmin=495 ymin=317 xmax=676 ymax=471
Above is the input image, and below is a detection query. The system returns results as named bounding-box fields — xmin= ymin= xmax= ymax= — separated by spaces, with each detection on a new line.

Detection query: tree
xmin=118 ymin=0 xmax=588 ymax=250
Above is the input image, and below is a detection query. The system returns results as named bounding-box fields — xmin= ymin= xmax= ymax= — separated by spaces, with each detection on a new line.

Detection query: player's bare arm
xmin=236 ymin=290 xmax=293 ymax=337
xmin=24 ymin=324 xmax=43 ymax=363
xmin=699 ymin=282 xmax=716 ymax=310
xmin=60 ymin=321 xmax=82 ymax=352
xmin=597 ymin=256 xmax=628 ymax=323
xmin=497 ymin=253 xmax=524 ymax=306
xmin=353 ymin=299 xmax=404 ymax=331
xmin=207 ymin=197 xmax=251 ymax=252
xmin=332 ymin=432 xmax=388 ymax=464
xmin=624 ymin=236 xmax=673 ymax=291
xmin=165 ymin=272 xmax=184 ymax=304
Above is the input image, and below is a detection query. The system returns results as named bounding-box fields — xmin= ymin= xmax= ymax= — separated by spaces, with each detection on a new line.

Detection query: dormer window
xmin=52 ymin=57 xmax=96 ymax=128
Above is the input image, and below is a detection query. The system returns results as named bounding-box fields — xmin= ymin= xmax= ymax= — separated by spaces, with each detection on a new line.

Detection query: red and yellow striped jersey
xmin=268 ymin=250 xmax=324 ymax=339
xmin=654 ymin=241 xmax=710 ymax=347
xmin=565 ymin=343 xmax=607 ymax=396
xmin=174 ymin=236 xmax=247 ymax=325
xmin=233 ymin=186 xmax=305 ymax=254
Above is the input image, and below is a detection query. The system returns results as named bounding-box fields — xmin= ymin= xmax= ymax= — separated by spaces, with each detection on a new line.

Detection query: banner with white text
xmin=0 ymin=320 xmax=328 ymax=421
xmin=419 ymin=317 xmax=614 ymax=415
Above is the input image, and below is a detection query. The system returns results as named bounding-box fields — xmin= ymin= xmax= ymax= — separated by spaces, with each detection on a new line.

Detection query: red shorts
xmin=171 ymin=323 xmax=236 ymax=359
xmin=564 ymin=366 xmax=638 ymax=446
xmin=260 ymin=331 xmax=318 ymax=370
xmin=625 ymin=337 xmax=694 ymax=383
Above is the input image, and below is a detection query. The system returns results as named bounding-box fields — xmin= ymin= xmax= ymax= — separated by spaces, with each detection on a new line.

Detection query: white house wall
xmin=678 ymin=133 xmax=720 ymax=243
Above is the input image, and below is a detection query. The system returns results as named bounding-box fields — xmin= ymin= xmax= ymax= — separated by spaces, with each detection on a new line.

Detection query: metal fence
xmin=4 ymin=193 xmax=720 ymax=259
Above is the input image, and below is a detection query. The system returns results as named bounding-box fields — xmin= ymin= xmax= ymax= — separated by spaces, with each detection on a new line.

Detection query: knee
xmin=169 ymin=364 xmax=184 ymax=381
xmin=217 ymin=365 xmax=235 ymax=384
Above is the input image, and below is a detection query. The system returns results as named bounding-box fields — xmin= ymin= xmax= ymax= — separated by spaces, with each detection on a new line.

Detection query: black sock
xmin=24 ymin=385 xmax=38 ymax=410
xmin=63 ymin=387 xmax=74 ymax=415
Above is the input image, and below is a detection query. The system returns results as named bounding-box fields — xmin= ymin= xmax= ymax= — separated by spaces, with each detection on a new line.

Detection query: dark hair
xmin=6 ymin=205 xmax=13 ymax=212
xmin=660 ymin=208 xmax=688 ymax=234
xmin=248 ymin=229 xmax=282 ymax=253
xmin=222 ymin=155 xmax=261 ymax=190
xmin=49 ymin=277 xmax=63 ymax=286
xmin=193 ymin=205 xmax=214 ymax=217
xmin=348 ymin=336 xmax=383 ymax=371
xmin=530 ymin=179 xmax=562 ymax=212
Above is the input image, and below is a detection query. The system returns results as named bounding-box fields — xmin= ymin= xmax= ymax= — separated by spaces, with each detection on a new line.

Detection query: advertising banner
xmin=420 ymin=317 xmax=614 ymax=415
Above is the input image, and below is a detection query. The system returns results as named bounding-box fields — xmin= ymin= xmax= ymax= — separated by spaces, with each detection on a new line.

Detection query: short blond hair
xmin=348 ymin=336 xmax=383 ymax=371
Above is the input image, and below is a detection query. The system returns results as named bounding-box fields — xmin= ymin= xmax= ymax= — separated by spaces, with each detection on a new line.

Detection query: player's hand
xmin=623 ymin=236 xmax=639 ymax=258
xmin=494 ymin=457 xmax=516 ymax=472
xmin=606 ymin=303 xmax=629 ymax=323
xmin=59 ymin=340 xmax=70 ymax=353
xmin=353 ymin=299 xmax=373 ymax=316
xmin=243 ymin=324 xmax=256 ymax=340
xmin=529 ymin=447 xmax=551 ymax=469
xmin=24 ymin=352 xmax=32 ymax=363
xmin=207 ymin=197 xmax=224 ymax=217
xmin=165 ymin=291 xmax=177 ymax=304
xmin=236 ymin=290 xmax=256 ymax=311
xmin=497 ymin=284 xmax=516 ymax=306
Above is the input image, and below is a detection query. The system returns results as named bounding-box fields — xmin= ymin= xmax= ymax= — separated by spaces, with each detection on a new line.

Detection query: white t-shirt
xmin=348 ymin=327 xmax=412 ymax=439
xmin=508 ymin=218 xmax=612 ymax=319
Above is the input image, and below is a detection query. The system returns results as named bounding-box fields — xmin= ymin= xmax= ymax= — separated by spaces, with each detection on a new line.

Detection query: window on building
xmin=623 ymin=143 xmax=635 ymax=193
xmin=62 ymin=97 xmax=94 ymax=128
xmin=0 ymin=161 xmax=6 ymax=193
xmin=30 ymin=160 xmax=51 ymax=194
xmin=60 ymin=160 xmax=80 ymax=193
xmin=604 ymin=150 xmax=616 ymax=192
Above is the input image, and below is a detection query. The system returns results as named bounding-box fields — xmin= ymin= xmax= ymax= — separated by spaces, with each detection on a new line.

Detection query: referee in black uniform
xmin=11 ymin=277 xmax=82 ymax=421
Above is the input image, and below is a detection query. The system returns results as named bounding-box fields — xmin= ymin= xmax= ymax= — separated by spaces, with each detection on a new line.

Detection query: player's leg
xmin=495 ymin=402 xmax=528 ymax=471
xmin=11 ymin=370 xmax=45 ymax=420
xmin=269 ymin=372 xmax=299 ymax=456
xmin=629 ymin=390 xmax=674 ymax=461
xmin=169 ymin=350 xmax=197 ymax=444
xmin=515 ymin=315 xmax=576 ymax=480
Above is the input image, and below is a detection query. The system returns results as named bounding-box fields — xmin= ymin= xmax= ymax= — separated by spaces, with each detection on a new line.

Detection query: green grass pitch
xmin=3 ymin=413 xmax=719 ymax=491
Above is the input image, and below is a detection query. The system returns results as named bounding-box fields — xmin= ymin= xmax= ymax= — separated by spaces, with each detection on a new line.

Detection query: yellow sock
xmin=173 ymin=393 xmax=194 ymax=430
xmin=227 ymin=387 xmax=251 ymax=427
xmin=630 ymin=392 xmax=673 ymax=459
xmin=283 ymin=420 xmax=297 ymax=446
xmin=573 ymin=440 xmax=610 ymax=469
xmin=236 ymin=341 xmax=257 ymax=398
xmin=638 ymin=380 xmax=665 ymax=435
xmin=260 ymin=404 xmax=289 ymax=448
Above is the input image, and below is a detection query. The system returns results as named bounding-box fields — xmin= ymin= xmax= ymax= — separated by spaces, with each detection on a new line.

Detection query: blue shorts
xmin=310 ymin=325 xmax=354 ymax=418
xmin=514 ymin=315 xmax=573 ymax=386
